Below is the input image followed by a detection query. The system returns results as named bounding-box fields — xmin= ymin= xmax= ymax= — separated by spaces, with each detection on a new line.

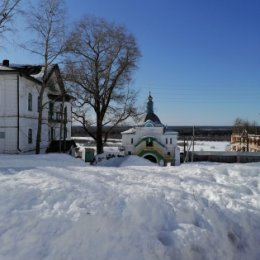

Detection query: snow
xmin=0 ymin=154 xmax=259 ymax=260
xmin=192 ymin=141 xmax=230 ymax=151
xmin=96 ymin=155 xmax=156 ymax=167
xmin=180 ymin=141 xmax=230 ymax=152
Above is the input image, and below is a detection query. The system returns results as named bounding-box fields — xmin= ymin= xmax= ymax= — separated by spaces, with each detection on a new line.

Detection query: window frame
xmin=28 ymin=128 xmax=32 ymax=144
xmin=28 ymin=93 xmax=32 ymax=111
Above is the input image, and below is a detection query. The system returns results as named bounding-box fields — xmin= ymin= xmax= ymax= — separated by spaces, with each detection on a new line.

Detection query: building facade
xmin=231 ymin=130 xmax=260 ymax=152
xmin=0 ymin=60 xmax=72 ymax=154
xmin=121 ymin=94 xmax=180 ymax=165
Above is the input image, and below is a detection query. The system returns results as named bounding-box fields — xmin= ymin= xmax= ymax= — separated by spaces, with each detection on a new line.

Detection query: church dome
xmin=140 ymin=93 xmax=162 ymax=125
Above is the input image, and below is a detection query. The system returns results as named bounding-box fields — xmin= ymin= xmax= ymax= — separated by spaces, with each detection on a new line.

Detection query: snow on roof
xmin=31 ymin=64 xmax=56 ymax=82
xmin=121 ymin=128 xmax=136 ymax=134
xmin=0 ymin=65 xmax=15 ymax=71
xmin=0 ymin=63 xmax=57 ymax=82
xmin=164 ymin=130 xmax=178 ymax=135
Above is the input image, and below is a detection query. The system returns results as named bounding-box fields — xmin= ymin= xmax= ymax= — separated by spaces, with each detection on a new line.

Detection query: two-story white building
xmin=0 ymin=59 xmax=73 ymax=154
xmin=121 ymin=94 xmax=180 ymax=165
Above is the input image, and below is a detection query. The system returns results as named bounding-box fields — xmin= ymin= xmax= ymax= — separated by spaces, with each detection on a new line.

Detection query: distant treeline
xmin=72 ymin=125 xmax=234 ymax=141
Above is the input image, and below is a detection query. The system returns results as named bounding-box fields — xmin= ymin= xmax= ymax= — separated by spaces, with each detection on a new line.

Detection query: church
xmin=121 ymin=94 xmax=180 ymax=165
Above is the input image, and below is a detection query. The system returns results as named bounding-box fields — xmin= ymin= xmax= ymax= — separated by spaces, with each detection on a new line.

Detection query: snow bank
xmin=0 ymin=154 xmax=259 ymax=260
xmin=0 ymin=153 xmax=86 ymax=168
xmin=96 ymin=155 xmax=156 ymax=167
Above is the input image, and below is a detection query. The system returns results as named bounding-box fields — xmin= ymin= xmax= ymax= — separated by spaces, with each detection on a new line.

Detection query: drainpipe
xmin=17 ymin=74 xmax=22 ymax=152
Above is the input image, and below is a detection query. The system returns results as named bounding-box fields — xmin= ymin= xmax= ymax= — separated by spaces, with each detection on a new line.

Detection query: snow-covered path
xmin=0 ymin=154 xmax=259 ymax=260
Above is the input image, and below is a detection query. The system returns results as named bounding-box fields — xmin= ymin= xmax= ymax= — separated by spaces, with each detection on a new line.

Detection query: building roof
xmin=139 ymin=94 xmax=163 ymax=126
xmin=0 ymin=65 xmax=15 ymax=71
xmin=142 ymin=113 xmax=162 ymax=125
xmin=121 ymin=128 xmax=136 ymax=134
xmin=0 ymin=61 xmax=58 ymax=83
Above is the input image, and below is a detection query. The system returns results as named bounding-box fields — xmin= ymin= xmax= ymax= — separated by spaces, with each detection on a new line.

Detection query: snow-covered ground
xmin=0 ymin=154 xmax=259 ymax=260
xmin=193 ymin=141 xmax=230 ymax=151
xmin=180 ymin=141 xmax=230 ymax=152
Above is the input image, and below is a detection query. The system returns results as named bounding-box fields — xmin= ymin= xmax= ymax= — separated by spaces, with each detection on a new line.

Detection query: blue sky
xmin=2 ymin=0 xmax=260 ymax=126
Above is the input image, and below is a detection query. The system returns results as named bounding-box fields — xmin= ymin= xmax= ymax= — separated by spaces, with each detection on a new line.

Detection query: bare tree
xmin=0 ymin=0 xmax=21 ymax=37
xmin=24 ymin=0 xmax=66 ymax=154
xmin=232 ymin=117 xmax=258 ymax=134
xmin=64 ymin=17 xmax=141 ymax=154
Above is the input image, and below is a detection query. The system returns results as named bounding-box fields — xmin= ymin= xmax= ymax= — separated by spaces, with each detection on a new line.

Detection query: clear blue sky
xmin=2 ymin=0 xmax=260 ymax=126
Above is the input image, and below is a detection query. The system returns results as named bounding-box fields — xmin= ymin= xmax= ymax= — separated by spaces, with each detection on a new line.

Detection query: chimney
xmin=3 ymin=59 xmax=9 ymax=67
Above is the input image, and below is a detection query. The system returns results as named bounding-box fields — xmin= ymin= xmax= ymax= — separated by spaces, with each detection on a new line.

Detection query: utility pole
xmin=191 ymin=125 xmax=195 ymax=162
xmin=183 ymin=136 xmax=186 ymax=163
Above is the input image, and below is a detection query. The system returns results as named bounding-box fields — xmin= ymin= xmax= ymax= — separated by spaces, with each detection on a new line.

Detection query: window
xmin=131 ymin=138 xmax=133 ymax=144
xmin=146 ymin=138 xmax=153 ymax=147
xmin=167 ymin=152 xmax=171 ymax=156
xmin=49 ymin=102 xmax=54 ymax=114
xmin=28 ymin=93 xmax=32 ymax=111
xmin=28 ymin=129 xmax=32 ymax=144
xmin=170 ymin=138 xmax=172 ymax=144
xmin=37 ymin=96 xmax=40 ymax=112
xmin=166 ymin=138 xmax=168 ymax=144
xmin=64 ymin=107 xmax=67 ymax=122
xmin=64 ymin=127 xmax=67 ymax=139
xmin=0 ymin=132 xmax=5 ymax=139
xmin=49 ymin=102 xmax=54 ymax=120
xmin=128 ymin=151 xmax=131 ymax=155
xmin=48 ymin=79 xmax=56 ymax=91
xmin=145 ymin=122 xmax=154 ymax=127
xmin=51 ymin=127 xmax=55 ymax=141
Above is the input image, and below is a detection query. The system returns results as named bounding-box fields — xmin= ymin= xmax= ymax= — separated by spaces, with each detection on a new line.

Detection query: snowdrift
xmin=96 ymin=155 xmax=156 ymax=167
xmin=0 ymin=154 xmax=259 ymax=260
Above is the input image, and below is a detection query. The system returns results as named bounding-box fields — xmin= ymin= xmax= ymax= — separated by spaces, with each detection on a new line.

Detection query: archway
xmin=144 ymin=154 xmax=157 ymax=163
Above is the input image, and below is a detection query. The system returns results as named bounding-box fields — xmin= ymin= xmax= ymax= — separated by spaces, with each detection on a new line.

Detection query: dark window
xmin=64 ymin=107 xmax=67 ymax=122
xmin=167 ymin=152 xmax=171 ymax=156
xmin=51 ymin=127 xmax=55 ymax=141
xmin=37 ymin=96 xmax=40 ymax=112
xmin=28 ymin=129 xmax=32 ymax=144
xmin=49 ymin=102 xmax=54 ymax=114
xmin=170 ymin=138 xmax=172 ymax=144
xmin=28 ymin=93 xmax=32 ymax=111
xmin=166 ymin=138 xmax=168 ymax=144
xmin=146 ymin=138 xmax=153 ymax=147
xmin=64 ymin=127 xmax=67 ymax=139
xmin=49 ymin=102 xmax=54 ymax=119
xmin=131 ymin=138 xmax=133 ymax=144
xmin=128 ymin=151 xmax=131 ymax=155
xmin=48 ymin=79 xmax=56 ymax=91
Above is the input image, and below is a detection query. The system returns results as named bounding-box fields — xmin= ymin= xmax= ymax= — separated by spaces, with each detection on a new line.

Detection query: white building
xmin=121 ymin=94 xmax=180 ymax=165
xmin=0 ymin=60 xmax=73 ymax=154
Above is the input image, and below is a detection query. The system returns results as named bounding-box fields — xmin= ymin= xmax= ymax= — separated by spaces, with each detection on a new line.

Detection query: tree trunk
xmin=96 ymin=117 xmax=104 ymax=154
xmin=35 ymin=83 xmax=45 ymax=154
xmin=36 ymin=108 xmax=43 ymax=154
